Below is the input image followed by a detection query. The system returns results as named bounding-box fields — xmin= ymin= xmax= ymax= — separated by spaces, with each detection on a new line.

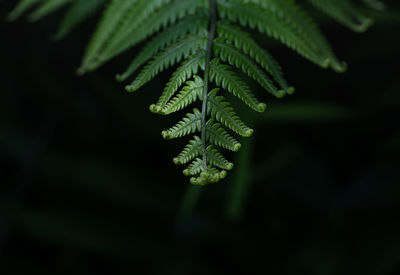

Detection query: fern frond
xmin=162 ymin=76 xmax=204 ymax=115
xmin=206 ymin=120 xmax=241 ymax=152
xmin=55 ymin=0 xmax=106 ymax=39
xmin=116 ymin=16 xmax=208 ymax=82
xmin=214 ymin=39 xmax=286 ymax=98
xmin=207 ymin=88 xmax=253 ymax=137
xmin=150 ymin=51 xmax=206 ymax=113
xmin=11 ymin=0 xmax=379 ymax=185
xmin=126 ymin=35 xmax=208 ymax=93
xmin=173 ymin=136 xmax=202 ymax=165
xmin=210 ymin=59 xmax=266 ymax=112
xmin=217 ymin=21 xmax=294 ymax=94
xmin=162 ymin=108 xmax=202 ymax=139
xmin=307 ymin=0 xmax=374 ymax=32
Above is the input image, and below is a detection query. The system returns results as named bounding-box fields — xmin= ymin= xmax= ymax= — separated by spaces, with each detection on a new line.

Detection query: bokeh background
xmin=1 ymin=1 xmax=399 ymax=274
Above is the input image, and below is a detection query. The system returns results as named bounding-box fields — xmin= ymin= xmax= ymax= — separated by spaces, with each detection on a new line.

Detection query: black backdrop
xmin=1 ymin=1 xmax=400 ymax=274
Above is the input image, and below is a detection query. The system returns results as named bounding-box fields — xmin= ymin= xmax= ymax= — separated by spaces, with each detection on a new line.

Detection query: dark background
xmin=1 ymin=1 xmax=399 ymax=274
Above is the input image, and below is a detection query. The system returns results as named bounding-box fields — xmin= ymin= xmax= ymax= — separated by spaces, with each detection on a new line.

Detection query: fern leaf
xmin=217 ymin=21 xmax=294 ymax=94
xmin=55 ymin=0 xmax=106 ymax=40
xmin=116 ymin=16 xmax=207 ymax=82
xmin=214 ymin=39 xmax=286 ymax=98
xmin=150 ymin=51 xmax=206 ymax=113
xmin=8 ymin=0 xmax=40 ymax=21
xmin=162 ymin=76 xmax=204 ymax=115
xmin=126 ymin=35 xmax=208 ymax=93
xmin=210 ymin=59 xmax=266 ymax=112
xmin=173 ymin=136 xmax=202 ymax=165
xmin=207 ymin=88 xmax=253 ymax=137
xmin=205 ymin=146 xmax=234 ymax=170
xmin=217 ymin=0 xmax=329 ymax=68
xmin=206 ymin=120 xmax=241 ymax=152
xmin=162 ymin=108 xmax=202 ymax=139
xmin=307 ymin=0 xmax=373 ymax=32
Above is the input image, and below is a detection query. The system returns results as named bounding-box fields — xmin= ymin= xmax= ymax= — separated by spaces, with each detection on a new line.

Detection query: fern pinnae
xmin=162 ymin=108 xmax=202 ymax=139
xmin=126 ymin=34 xmax=208 ymax=92
xmin=116 ymin=16 xmax=207 ymax=82
xmin=173 ymin=136 xmax=202 ymax=165
xmin=251 ymin=0 xmax=347 ymax=72
xmin=102 ymin=0 xmax=208 ymax=68
xmin=214 ymin=39 xmax=286 ymax=98
xmin=217 ymin=0 xmax=328 ymax=68
xmin=217 ymin=21 xmax=294 ymax=94
xmin=207 ymin=89 xmax=253 ymax=137
xmin=87 ymin=0 xmax=172 ymax=71
xmin=183 ymin=158 xmax=205 ymax=176
xmin=151 ymin=52 xmax=206 ymax=114
xmin=209 ymin=59 xmax=267 ymax=112
xmin=205 ymin=145 xmax=234 ymax=170
xmin=162 ymin=76 xmax=204 ymax=115
xmin=206 ymin=120 xmax=241 ymax=152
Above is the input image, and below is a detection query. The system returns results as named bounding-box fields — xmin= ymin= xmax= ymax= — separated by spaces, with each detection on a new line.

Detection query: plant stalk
xmin=201 ymin=0 xmax=217 ymax=170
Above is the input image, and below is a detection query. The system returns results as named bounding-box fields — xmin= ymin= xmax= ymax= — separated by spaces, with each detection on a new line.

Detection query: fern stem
xmin=201 ymin=0 xmax=218 ymax=170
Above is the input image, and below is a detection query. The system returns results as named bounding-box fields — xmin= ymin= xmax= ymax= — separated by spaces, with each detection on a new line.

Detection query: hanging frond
xmin=9 ymin=0 xmax=381 ymax=184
